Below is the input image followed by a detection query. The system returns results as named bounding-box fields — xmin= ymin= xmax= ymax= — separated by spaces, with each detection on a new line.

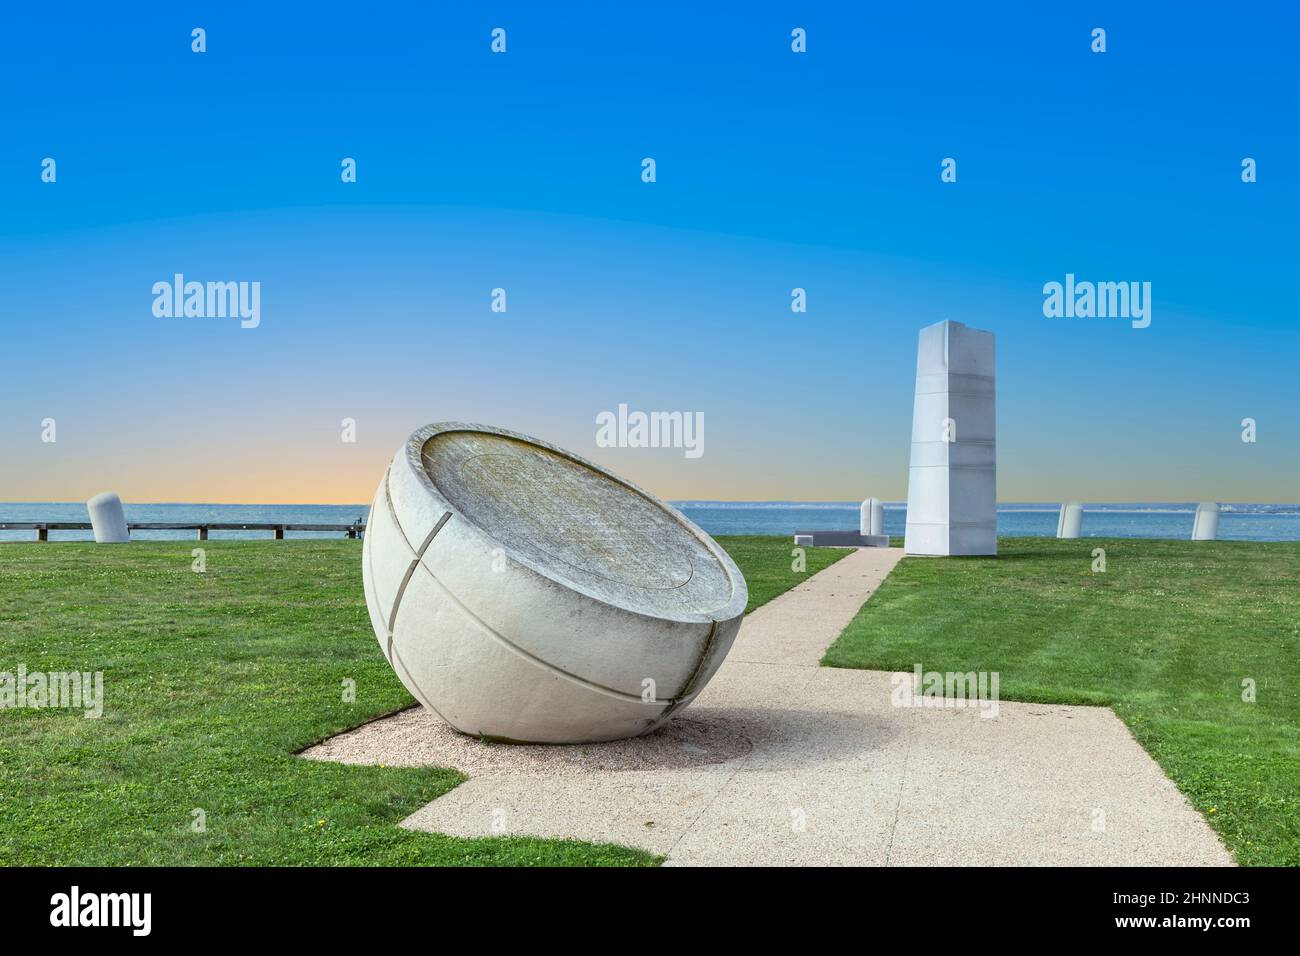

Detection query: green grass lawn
xmin=823 ymin=537 xmax=1300 ymax=866
xmin=713 ymin=535 xmax=850 ymax=613
xmin=0 ymin=535 xmax=844 ymax=866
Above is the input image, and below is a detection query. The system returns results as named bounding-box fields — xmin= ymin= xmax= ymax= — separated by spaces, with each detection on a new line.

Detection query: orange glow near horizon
xmin=4 ymin=433 xmax=1296 ymax=506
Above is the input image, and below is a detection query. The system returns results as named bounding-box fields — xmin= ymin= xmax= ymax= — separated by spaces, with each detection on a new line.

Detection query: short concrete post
xmin=860 ymin=497 xmax=884 ymax=537
xmin=87 ymin=492 xmax=130 ymax=543
xmin=274 ymin=526 xmax=285 ymax=540
xmin=37 ymin=526 xmax=48 ymax=542
xmin=1057 ymin=502 xmax=1083 ymax=539
xmin=1191 ymin=502 xmax=1219 ymax=541
xmin=197 ymin=527 xmax=208 ymax=541
xmin=850 ymin=497 xmax=889 ymax=547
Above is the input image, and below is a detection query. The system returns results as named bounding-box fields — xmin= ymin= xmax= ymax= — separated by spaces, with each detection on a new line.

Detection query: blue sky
xmin=1 ymin=1 xmax=1296 ymax=502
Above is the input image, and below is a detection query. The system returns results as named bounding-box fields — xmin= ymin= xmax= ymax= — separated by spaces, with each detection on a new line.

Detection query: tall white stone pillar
xmin=904 ymin=320 xmax=996 ymax=556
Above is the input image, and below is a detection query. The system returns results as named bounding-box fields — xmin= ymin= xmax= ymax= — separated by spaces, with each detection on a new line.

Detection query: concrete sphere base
xmin=362 ymin=423 xmax=748 ymax=744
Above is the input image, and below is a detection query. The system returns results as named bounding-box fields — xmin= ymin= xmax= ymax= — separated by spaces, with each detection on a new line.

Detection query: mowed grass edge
xmin=0 ymin=535 xmax=845 ymax=866
xmin=822 ymin=537 xmax=1300 ymax=866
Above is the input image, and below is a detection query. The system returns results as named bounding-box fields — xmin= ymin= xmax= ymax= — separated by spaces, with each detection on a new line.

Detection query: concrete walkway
xmin=304 ymin=548 xmax=1233 ymax=866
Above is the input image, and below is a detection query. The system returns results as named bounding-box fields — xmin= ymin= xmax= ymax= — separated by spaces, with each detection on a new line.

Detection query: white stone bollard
xmin=860 ymin=497 xmax=884 ymax=537
xmin=1057 ymin=502 xmax=1083 ymax=539
xmin=904 ymin=320 xmax=997 ymax=556
xmin=87 ymin=492 xmax=130 ymax=543
xmin=363 ymin=422 xmax=748 ymax=744
xmin=1191 ymin=502 xmax=1220 ymax=541
xmin=854 ymin=497 xmax=889 ymax=547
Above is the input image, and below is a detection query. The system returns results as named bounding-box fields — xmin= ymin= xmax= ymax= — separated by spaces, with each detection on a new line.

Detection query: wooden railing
xmin=0 ymin=522 xmax=366 ymax=542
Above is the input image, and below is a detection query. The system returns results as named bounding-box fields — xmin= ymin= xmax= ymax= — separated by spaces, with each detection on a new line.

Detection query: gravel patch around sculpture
xmin=304 ymin=707 xmax=754 ymax=775
xmin=303 ymin=547 xmax=1234 ymax=866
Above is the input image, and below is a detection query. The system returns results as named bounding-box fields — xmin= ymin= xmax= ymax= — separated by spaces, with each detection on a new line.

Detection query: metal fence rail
xmin=0 ymin=522 xmax=366 ymax=542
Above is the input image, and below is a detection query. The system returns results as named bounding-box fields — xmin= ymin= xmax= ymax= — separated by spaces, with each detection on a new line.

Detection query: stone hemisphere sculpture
xmin=362 ymin=422 xmax=748 ymax=744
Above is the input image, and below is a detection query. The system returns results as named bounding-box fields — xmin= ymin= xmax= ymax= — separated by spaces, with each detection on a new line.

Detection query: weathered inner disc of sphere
xmin=421 ymin=430 xmax=733 ymax=619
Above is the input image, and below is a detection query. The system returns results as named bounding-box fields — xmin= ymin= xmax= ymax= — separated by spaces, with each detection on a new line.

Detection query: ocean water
xmin=1 ymin=502 xmax=1298 ymax=543
xmin=675 ymin=502 xmax=1300 ymax=542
